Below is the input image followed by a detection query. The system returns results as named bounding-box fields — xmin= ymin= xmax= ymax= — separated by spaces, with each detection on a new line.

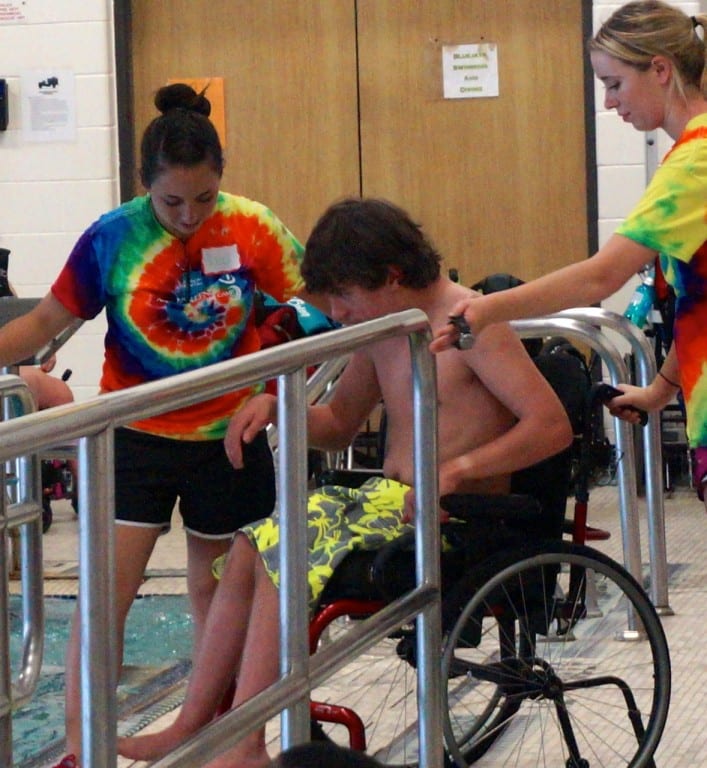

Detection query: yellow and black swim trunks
xmin=230 ymin=477 xmax=412 ymax=612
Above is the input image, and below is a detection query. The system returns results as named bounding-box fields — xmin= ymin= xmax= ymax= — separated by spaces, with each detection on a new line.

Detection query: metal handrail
xmin=511 ymin=318 xmax=648 ymax=632
xmin=554 ymin=308 xmax=670 ymax=612
xmin=0 ymin=310 xmax=442 ymax=768
xmin=0 ymin=375 xmax=45 ymax=762
xmin=511 ymin=311 xmax=671 ymax=615
xmin=0 ymin=306 xmax=665 ymax=767
xmin=266 ymin=354 xmax=349 ymax=452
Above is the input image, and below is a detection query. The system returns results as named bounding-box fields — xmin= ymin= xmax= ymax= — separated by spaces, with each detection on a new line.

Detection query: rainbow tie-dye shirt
xmin=52 ymin=193 xmax=304 ymax=440
xmin=616 ymin=114 xmax=707 ymax=448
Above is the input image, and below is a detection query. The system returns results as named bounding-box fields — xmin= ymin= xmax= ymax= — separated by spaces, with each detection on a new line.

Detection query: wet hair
xmin=139 ymin=82 xmax=225 ymax=187
xmin=270 ymin=741 xmax=385 ymax=768
xmin=589 ymin=1 xmax=707 ymax=100
xmin=302 ymin=198 xmax=442 ymax=295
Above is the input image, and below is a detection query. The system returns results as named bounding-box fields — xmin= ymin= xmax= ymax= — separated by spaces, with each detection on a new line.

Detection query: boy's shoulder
xmin=418 ymin=278 xmax=477 ymax=329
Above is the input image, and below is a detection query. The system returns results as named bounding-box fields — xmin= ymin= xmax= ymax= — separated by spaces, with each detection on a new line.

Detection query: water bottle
xmin=623 ymin=270 xmax=655 ymax=329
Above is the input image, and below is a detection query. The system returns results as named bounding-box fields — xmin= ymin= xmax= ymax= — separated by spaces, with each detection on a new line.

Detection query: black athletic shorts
xmin=114 ymin=427 xmax=276 ymax=538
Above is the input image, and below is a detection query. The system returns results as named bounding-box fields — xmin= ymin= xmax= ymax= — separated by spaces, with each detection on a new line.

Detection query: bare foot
xmin=203 ymin=744 xmax=271 ymax=768
xmin=119 ymin=720 xmax=270 ymax=768
xmin=197 ymin=726 xmax=270 ymax=768
xmin=117 ymin=722 xmax=193 ymax=762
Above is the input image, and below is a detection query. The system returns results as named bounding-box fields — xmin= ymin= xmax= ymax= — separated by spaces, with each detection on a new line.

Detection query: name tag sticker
xmin=202 ymin=245 xmax=240 ymax=275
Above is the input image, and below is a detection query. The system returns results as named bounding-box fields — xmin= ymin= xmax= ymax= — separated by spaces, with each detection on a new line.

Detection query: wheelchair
xmin=304 ymin=350 xmax=671 ymax=768
xmin=40 ymin=456 xmax=77 ymax=533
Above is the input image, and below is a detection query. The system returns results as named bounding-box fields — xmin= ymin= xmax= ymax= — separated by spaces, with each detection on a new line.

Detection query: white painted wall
xmin=0 ymin=1 xmax=705 ymax=402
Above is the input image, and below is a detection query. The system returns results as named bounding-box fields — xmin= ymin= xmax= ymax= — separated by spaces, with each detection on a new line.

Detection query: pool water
xmin=8 ymin=594 xmax=194 ymax=766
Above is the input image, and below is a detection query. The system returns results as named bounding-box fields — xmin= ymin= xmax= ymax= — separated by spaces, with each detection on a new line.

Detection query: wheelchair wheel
xmin=441 ymin=541 xmax=671 ymax=768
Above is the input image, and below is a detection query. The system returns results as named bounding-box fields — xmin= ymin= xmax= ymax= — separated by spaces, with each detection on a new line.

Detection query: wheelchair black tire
xmin=441 ymin=541 xmax=671 ymax=768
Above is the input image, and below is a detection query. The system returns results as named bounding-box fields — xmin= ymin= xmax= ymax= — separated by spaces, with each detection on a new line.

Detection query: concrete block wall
xmin=0 ymin=1 xmax=115 ymax=400
xmin=0 ymin=1 xmax=705 ymax=401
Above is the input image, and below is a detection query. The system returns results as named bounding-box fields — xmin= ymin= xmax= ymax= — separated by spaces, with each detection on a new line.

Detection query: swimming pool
xmin=9 ymin=594 xmax=193 ymax=767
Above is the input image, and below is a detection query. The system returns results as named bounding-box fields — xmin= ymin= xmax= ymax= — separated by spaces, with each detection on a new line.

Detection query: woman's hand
xmin=602 ymin=383 xmax=666 ymax=424
xmin=224 ymin=394 xmax=276 ymax=468
xmin=39 ymin=354 xmax=57 ymax=374
xmin=429 ymin=298 xmax=486 ymax=354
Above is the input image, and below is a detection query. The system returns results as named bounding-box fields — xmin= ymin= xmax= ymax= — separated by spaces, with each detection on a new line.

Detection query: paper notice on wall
xmin=442 ymin=43 xmax=499 ymax=99
xmin=0 ymin=1 xmax=29 ymax=23
xmin=21 ymin=69 xmax=77 ymax=142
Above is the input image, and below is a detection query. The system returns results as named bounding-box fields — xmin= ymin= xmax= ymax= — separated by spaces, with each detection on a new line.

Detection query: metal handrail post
xmin=512 ymin=319 xmax=644 ymax=609
xmin=0 ymin=443 xmax=11 ymax=768
xmin=278 ymin=366 xmax=311 ymax=750
xmin=14 ymin=451 xmax=44 ymax=702
xmin=409 ymin=327 xmax=443 ymax=768
xmin=79 ymin=429 xmax=118 ymax=768
xmin=2 ymin=376 xmax=45 ymax=704
xmin=0 ymin=374 xmax=45 ymax=768
xmin=555 ymin=308 xmax=670 ymax=611
xmin=266 ymin=355 xmax=349 ymax=452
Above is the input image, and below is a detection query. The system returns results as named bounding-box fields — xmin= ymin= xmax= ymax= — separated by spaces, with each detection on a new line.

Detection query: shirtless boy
xmin=118 ymin=197 xmax=572 ymax=768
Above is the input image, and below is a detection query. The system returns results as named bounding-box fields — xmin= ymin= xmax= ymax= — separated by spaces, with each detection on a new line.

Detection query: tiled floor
xmin=12 ymin=479 xmax=707 ymax=766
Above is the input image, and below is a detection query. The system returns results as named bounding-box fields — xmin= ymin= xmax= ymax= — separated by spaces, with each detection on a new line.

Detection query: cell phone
xmin=594 ymin=383 xmax=648 ymax=426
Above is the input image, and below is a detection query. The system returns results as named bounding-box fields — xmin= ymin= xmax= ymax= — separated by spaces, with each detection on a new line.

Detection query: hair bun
xmin=154 ymin=83 xmax=212 ymax=117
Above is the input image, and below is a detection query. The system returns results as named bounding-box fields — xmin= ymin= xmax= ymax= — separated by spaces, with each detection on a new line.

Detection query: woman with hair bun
xmin=0 ymin=82 xmax=305 ymax=767
xmin=434 ymin=0 xmax=707 ymax=508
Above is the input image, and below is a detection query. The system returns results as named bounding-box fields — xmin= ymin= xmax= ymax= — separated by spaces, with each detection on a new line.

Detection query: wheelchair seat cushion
xmin=237 ymin=476 xmax=412 ymax=612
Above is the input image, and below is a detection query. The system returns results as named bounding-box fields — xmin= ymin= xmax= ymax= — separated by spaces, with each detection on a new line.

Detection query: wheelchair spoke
xmin=441 ymin=543 xmax=670 ymax=768
xmin=309 ymin=544 xmax=669 ymax=768
xmin=311 ymin=619 xmax=423 ymax=766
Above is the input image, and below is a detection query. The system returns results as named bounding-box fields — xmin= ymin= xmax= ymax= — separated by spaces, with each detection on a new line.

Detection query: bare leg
xmin=201 ymin=548 xmax=280 ymax=768
xmin=185 ymin=532 xmax=232 ymax=659
xmin=63 ymin=524 xmax=161 ymax=760
xmin=18 ymin=366 xmax=73 ymax=410
xmin=118 ymin=534 xmax=279 ymax=761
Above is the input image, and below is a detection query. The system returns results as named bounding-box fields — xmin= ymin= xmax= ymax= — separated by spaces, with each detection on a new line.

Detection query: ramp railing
xmin=0 ymin=310 xmax=443 ymax=768
xmin=0 ymin=306 xmax=670 ymax=768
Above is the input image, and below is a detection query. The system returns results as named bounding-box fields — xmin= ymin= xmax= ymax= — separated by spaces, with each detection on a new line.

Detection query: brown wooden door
xmin=128 ymin=0 xmax=360 ymax=244
xmin=356 ymin=0 xmax=589 ymax=284
xmin=124 ymin=1 xmax=590 ymax=277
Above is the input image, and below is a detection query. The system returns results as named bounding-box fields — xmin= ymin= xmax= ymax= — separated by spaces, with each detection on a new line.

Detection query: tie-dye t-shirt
xmin=51 ymin=193 xmax=304 ymax=440
xmin=616 ymin=114 xmax=707 ymax=447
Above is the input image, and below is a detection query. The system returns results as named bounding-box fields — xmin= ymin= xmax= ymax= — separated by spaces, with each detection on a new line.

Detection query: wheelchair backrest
xmin=510 ymin=344 xmax=592 ymax=540
xmin=510 ymin=447 xmax=572 ymax=541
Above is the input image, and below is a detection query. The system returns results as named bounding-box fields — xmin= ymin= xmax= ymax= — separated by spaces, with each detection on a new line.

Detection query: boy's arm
xmin=307 ymin=351 xmax=382 ymax=451
xmin=225 ymin=350 xmax=381 ymax=467
xmin=438 ymin=322 xmax=573 ymax=496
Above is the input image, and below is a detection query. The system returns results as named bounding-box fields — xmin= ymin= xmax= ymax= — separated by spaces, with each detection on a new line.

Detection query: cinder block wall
xmin=0 ymin=1 xmax=115 ymax=399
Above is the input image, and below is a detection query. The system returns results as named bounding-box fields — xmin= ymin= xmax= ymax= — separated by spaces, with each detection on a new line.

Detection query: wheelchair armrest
xmin=440 ymin=492 xmax=542 ymax=527
xmin=316 ymin=468 xmax=385 ymax=488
